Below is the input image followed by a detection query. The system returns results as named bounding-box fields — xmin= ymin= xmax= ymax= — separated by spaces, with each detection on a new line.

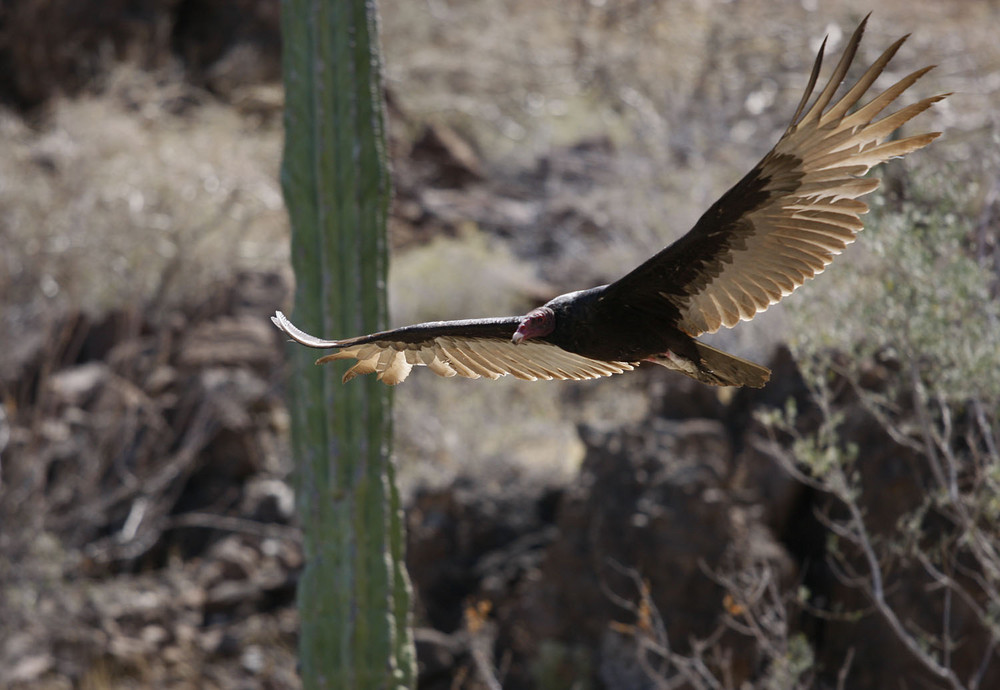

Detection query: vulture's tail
xmin=692 ymin=341 xmax=770 ymax=388
xmin=648 ymin=341 xmax=771 ymax=388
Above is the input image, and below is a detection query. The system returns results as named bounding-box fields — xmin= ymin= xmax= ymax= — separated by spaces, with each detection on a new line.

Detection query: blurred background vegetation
xmin=1 ymin=0 xmax=998 ymax=688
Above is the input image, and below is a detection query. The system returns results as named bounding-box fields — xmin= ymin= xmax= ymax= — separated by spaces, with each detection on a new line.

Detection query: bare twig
xmin=970 ymin=636 xmax=999 ymax=690
xmin=836 ymin=647 xmax=855 ymax=690
xmin=831 ymin=468 xmax=965 ymax=689
xmin=167 ymin=512 xmax=300 ymax=541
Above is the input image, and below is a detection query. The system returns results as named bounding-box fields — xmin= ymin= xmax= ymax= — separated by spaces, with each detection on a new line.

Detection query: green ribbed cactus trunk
xmin=280 ymin=0 xmax=415 ymax=687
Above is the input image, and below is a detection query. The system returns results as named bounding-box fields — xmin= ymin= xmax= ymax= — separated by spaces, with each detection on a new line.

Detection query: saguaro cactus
xmin=280 ymin=0 xmax=415 ymax=687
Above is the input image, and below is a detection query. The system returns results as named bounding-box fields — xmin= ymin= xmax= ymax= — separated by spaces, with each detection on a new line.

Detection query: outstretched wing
xmin=272 ymin=311 xmax=634 ymax=385
xmin=601 ymin=16 xmax=947 ymax=336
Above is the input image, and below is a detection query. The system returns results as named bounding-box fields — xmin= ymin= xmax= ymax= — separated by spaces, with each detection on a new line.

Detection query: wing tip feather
xmin=674 ymin=17 xmax=944 ymax=337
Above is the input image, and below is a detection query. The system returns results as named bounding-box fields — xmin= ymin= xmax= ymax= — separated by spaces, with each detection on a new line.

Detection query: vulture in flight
xmin=273 ymin=17 xmax=946 ymax=388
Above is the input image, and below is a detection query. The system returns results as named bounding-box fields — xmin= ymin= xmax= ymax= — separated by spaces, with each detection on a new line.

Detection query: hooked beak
xmin=512 ymin=330 xmax=525 ymax=345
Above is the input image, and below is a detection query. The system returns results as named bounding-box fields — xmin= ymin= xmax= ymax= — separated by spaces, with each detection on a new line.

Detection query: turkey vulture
xmin=273 ymin=17 xmax=946 ymax=388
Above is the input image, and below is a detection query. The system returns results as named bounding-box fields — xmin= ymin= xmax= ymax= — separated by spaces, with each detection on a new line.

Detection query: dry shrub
xmin=761 ymin=153 xmax=1000 ymax=688
xmin=0 ymin=66 xmax=286 ymax=324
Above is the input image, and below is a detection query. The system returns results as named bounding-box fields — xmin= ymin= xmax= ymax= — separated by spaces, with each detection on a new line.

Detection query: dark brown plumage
xmin=274 ymin=16 xmax=947 ymax=387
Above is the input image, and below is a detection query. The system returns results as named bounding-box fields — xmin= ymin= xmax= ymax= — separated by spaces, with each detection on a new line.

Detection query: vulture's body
xmin=274 ymin=17 xmax=946 ymax=388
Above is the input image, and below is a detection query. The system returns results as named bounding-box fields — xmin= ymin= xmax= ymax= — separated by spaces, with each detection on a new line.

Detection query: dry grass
xmin=389 ymin=228 xmax=539 ymax=323
xmin=0 ymin=66 xmax=286 ymax=321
